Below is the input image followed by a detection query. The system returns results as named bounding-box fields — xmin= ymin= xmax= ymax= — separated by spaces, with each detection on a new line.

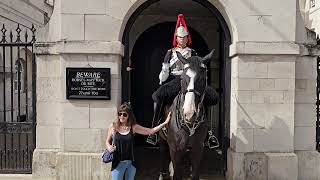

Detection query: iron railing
xmin=0 ymin=24 xmax=36 ymax=173
xmin=317 ymin=55 xmax=320 ymax=152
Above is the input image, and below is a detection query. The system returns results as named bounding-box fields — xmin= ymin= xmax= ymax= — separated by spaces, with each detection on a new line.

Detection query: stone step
xmin=0 ymin=174 xmax=56 ymax=180
xmin=0 ymin=174 xmax=32 ymax=180
xmin=0 ymin=174 xmax=225 ymax=180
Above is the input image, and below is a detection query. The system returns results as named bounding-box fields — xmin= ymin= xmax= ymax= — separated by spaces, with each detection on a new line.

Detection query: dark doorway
xmin=121 ymin=0 xmax=232 ymax=177
xmin=131 ymin=22 xmax=209 ymax=146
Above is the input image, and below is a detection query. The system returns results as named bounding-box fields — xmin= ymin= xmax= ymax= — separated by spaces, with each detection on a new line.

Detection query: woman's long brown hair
xmin=113 ymin=102 xmax=137 ymax=132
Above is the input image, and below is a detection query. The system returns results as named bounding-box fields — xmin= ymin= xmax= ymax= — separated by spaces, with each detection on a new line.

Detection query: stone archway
xmin=120 ymin=0 xmax=232 ymax=177
xmin=130 ymin=22 xmax=209 ymax=145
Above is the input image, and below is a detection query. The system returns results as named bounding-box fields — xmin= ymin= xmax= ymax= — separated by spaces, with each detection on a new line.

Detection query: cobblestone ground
xmin=135 ymin=147 xmax=226 ymax=180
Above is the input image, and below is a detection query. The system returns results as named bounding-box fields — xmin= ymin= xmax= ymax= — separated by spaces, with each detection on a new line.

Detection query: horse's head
xmin=176 ymin=49 xmax=215 ymax=122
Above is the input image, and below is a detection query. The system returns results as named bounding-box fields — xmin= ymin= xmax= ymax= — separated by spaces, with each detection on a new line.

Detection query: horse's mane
xmin=183 ymin=56 xmax=204 ymax=72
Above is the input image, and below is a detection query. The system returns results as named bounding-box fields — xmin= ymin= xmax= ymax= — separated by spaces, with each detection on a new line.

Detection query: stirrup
xmin=207 ymin=130 xmax=219 ymax=149
xmin=146 ymin=133 xmax=158 ymax=145
xmin=159 ymin=172 xmax=170 ymax=180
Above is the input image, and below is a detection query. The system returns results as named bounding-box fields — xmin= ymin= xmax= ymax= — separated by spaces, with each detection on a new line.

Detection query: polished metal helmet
xmin=176 ymin=24 xmax=188 ymax=37
xmin=173 ymin=14 xmax=192 ymax=47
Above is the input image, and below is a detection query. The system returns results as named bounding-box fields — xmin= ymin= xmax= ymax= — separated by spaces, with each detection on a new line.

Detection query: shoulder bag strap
xmin=111 ymin=133 xmax=115 ymax=145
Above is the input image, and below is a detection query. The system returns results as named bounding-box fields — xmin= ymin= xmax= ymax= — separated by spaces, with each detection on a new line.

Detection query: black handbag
xmin=102 ymin=134 xmax=115 ymax=163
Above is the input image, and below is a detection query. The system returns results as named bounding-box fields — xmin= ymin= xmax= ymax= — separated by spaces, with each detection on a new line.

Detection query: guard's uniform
xmin=152 ymin=47 xmax=197 ymax=104
xmin=152 ymin=46 xmax=218 ymax=106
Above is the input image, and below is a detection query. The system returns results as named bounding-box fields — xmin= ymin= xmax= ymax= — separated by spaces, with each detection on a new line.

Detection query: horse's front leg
xmin=191 ymin=124 xmax=207 ymax=180
xmin=190 ymin=142 xmax=204 ymax=180
xmin=159 ymin=138 xmax=171 ymax=180
xmin=170 ymin=149 xmax=185 ymax=180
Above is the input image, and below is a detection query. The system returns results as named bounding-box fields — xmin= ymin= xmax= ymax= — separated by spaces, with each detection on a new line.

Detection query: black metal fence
xmin=0 ymin=24 xmax=36 ymax=173
xmin=317 ymin=56 xmax=320 ymax=152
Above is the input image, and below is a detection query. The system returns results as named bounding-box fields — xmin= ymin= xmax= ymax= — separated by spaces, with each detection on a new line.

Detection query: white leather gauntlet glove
xmin=159 ymin=63 xmax=170 ymax=85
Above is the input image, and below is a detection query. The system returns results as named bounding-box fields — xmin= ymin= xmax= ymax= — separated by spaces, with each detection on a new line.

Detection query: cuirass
xmin=170 ymin=47 xmax=192 ymax=73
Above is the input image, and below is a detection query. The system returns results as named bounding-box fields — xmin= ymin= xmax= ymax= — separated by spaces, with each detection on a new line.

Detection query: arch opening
xmin=121 ymin=0 xmax=232 ymax=177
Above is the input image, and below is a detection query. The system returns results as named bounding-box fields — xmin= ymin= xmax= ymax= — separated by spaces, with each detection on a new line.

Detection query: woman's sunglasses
xmin=118 ymin=112 xmax=128 ymax=117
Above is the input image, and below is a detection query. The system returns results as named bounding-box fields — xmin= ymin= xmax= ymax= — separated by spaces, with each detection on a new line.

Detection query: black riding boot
xmin=146 ymin=102 xmax=162 ymax=145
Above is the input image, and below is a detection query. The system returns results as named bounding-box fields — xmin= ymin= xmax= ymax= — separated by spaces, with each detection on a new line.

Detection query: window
xmin=311 ymin=0 xmax=316 ymax=8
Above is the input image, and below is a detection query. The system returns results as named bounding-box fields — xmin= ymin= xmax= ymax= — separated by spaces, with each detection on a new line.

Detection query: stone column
xmin=226 ymin=42 xmax=299 ymax=180
xmin=30 ymin=0 xmax=134 ymax=178
xmin=33 ymin=41 xmax=123 ymax=180
xmin=294 ymin=53 xmax=320 ymax=180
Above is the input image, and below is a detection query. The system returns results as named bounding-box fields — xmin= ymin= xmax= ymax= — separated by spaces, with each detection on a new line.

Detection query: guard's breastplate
xmin=169 ymin=47 xmax=192 ymax=75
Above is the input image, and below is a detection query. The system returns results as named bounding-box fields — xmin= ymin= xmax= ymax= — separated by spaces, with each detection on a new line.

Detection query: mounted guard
xmin=146 ymin=14 xmax=219 ymax=146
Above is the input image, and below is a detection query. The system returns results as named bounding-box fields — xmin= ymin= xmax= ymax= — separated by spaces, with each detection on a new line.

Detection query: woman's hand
xmin=164 ymin=111 xmax=172 ymax=124
xmin=133 ymin=112 xmax=172 ymax=135
xmin=107 ymin=144 xmax=116 ymax=153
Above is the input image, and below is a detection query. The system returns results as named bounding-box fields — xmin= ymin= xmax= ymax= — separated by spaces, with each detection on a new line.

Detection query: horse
xmin=159 ymin=50 xmax=217 ymax=180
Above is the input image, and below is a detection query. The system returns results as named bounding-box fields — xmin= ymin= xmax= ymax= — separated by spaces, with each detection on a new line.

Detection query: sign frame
xmin=66 ymin=67 xmax=111 ymax=100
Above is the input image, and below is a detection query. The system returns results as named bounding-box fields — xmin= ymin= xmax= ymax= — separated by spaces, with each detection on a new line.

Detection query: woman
xmin=105 ymin=102 xmax=171 ymax=180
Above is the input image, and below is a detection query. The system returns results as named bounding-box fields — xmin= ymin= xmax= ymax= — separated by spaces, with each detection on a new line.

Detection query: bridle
xmin=179 ymin=64 xmax=208 ymax=136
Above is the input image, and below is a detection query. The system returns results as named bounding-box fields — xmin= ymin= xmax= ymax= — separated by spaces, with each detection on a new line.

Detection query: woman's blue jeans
xmin=111 ymin=160 xmax=136 ymax=180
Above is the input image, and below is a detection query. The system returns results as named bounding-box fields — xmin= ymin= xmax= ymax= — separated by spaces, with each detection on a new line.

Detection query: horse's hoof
xmin=159 ymin=172 xmax=170 ymax=180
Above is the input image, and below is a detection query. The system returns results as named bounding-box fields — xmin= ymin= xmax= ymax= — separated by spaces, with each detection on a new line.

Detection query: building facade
xmin=306 ymin=0 xmax=320 ymax=35
xmin=1 ymin=0 xmax=320 ymax=179
xmin=0 ymin=0 xmax=53 ymax=174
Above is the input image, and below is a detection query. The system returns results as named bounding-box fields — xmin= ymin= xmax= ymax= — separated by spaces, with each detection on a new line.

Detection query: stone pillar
xmin=226 ymin=42 xmax=299 ymax=180
xmin=32 ymin=41 xmax=123 ymax=180
xmin=294 ymin=55 xmax=320 ymax=180
xmin=30 ymin=0 xmax=133 ymax=178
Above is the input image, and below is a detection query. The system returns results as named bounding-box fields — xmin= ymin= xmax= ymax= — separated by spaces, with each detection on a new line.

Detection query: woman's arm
xmin=105 ymin=125 xmax=116 ymax=152
xmin=133 ymin=112 xmax=171 ymax=135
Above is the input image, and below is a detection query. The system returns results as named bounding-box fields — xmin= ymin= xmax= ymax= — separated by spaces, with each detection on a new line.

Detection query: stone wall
xmin=30 ymin=0 xmax=320 ymax=179
xmin=33 ymin=41 xmax=122 ymax=179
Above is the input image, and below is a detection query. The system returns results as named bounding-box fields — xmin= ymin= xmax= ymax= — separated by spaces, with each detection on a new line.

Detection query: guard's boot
xmin=146 ymin=102 xmax=162 ymax=145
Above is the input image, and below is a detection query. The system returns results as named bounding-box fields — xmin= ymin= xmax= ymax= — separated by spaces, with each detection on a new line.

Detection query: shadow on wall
xmin=230 ymin=94 xmax=293 ymax=178
xmin=234 ymin=96 xmax=293 ymax=151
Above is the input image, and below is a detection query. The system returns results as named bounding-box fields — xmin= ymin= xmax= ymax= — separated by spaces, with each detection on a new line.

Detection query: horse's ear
xmin=176 ymin=51 xmax=188 ymax=64
xmin=202 ymin=49 xmax=215 ymax=64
